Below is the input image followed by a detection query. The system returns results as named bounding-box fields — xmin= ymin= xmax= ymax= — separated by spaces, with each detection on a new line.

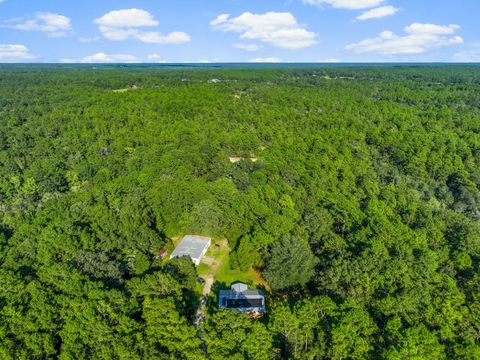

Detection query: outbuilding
xmin=170 ymin=235 xmax=211 ymax=265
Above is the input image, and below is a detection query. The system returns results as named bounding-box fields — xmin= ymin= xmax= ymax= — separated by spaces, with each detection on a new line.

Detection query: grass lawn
xmin=196 ymin=239 xmax=267 ymax=289
xmin=215 ymin=252 xmax=264 ymax=286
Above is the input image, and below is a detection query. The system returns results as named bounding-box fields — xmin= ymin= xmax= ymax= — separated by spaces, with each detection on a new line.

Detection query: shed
xmin=170 ymin=235 xmax=211 ymax=265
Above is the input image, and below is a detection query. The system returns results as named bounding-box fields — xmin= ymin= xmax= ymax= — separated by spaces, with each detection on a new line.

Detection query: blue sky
xmin=0 ymin=0 xmax=479 ymax=63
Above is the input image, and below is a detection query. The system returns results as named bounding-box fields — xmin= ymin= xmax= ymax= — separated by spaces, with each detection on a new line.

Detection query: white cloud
xmin=77 ymin=36 xmax=100 ymax=43
xmin=301 ymin=0 xmax=384 ymax=10
xmin=148 ymin=53 xmax=162 ymax=61
xmin=95 ymin=8 xmax=190 ymax=44
xmin=59 ymin=58 xmax=76 ymax=63
xmin=94 ymin=8 xmax=158 ymax=28
xmin=404 ymin=23 xmax=459 ymax=35
xmin=211 ymin=12 xmax=317 ymax=49
xmin=81 ymin=52 xmax=139 ymax=63
xmin=357 ymin=6 xmax=399 ymax=20
xmin=96 ymin=27 xmax=137 ymax=41
xmin=61 ymin=53 xmax=168 ymax=63
xmin=452 ymin=50 xmax=480 ymax=62
xmin=345 ymin=23 xmax=463 ymax=55
xmin=248 ymin=57 xmax=283 ymax=63
xmin=452 ymin=43 xmax=480 ymax=62
xmin=6 ymin=12 xmax=72 ymax=37
xmin=0 ymin=44 xmax=35 ymax=62
xmin=234 ymin=43 xmax=262 ymax=51
xmin=194 ymin=58 xmax=221 ymax=63
xmin=135 ymin=31 xmax=190 ymax=44
xmin=147 ymin=53 xmax=167 ymax=63
xmin=210 ymin=14 xmax=230 ymax=27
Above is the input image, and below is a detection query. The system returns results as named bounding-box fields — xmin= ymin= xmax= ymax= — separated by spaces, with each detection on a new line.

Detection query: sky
xmin=0 ymin=0 xmax=479 ymax=63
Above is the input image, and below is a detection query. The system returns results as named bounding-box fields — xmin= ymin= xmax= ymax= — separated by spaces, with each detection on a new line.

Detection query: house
xmin=218 ymin=283 xmax=266 ymax=316
xmin=170 ymin=235 xmax=211 ymax=265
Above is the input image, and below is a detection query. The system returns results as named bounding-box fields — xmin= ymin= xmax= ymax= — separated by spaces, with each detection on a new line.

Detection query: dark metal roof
xmin=226 ymin=298 xmax=263 ymax=309
xmin=218 ymin=283 xmax=266 ymax=313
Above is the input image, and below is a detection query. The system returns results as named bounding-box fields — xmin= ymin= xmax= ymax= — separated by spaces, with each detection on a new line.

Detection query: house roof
xmin=219 ymin=283 xmax=264 ymax=300
xmin=219 ymin=289 xmax=264 ymax=299
xmin=219 ymin=283 xmax=266 ymax=313
xmin=170 ymin=235 xmax=211 ymax=261
xmin=232 ymin=283 xmax=248 ymax=293
xmin=226 ymin=298 xmax=263 ymax=309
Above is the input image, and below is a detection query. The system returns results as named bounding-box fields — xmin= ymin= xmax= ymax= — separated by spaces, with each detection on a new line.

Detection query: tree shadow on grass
xmin=207 ymin=280 xmax=229 ymax=315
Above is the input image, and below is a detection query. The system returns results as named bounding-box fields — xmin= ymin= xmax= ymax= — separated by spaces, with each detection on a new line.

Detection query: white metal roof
xmin=170 ymin=235 xmax=211 ymax=261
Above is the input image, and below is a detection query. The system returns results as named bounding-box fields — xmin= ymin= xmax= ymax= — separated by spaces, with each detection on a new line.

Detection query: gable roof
xmin=226 ymin=298 xmax=263 ymax=308
xmin=170 ymin=235 xmax=211 ymax=261
xmin=218 ymin=283 xmax=266 ymax=314
xmin=231 ymin=282 xmax=248 ymax=293
xmin=219 ymin=289 xmax=264 ymax=298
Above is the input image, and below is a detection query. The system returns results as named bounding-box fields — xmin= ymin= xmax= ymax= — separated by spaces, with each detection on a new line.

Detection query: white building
xmin=170 ymin=235 xmax=211 ymax=265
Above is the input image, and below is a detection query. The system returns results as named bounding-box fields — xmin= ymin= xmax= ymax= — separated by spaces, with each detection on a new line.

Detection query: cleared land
xmin=197 ymin=239 xmax=267 ymax=289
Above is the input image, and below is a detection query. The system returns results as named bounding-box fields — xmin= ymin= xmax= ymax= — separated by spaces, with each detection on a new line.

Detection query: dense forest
xmin=0 ymin=64 xmax=479 ymax=359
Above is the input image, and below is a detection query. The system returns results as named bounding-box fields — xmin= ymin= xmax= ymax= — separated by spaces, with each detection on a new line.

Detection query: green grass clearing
xmin=196 ymin=239 xmax=267 ymax=289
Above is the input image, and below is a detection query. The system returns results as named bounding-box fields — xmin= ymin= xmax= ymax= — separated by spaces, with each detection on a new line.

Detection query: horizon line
xmin=1 ymin=62 xmax=479 ymax=65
